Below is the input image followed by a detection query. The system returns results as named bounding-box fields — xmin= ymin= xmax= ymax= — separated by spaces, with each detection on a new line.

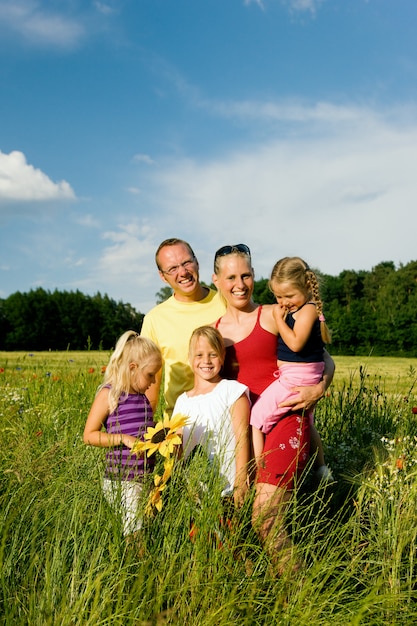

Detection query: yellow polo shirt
xmin=141 ymin=288 xmax=226 ymax=418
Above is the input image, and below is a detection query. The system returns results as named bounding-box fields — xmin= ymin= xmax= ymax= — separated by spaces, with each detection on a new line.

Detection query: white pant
xmin=102 ymin=478 xmax=144 ymax=536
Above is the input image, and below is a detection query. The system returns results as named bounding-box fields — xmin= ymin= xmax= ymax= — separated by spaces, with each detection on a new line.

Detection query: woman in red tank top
xmin=212 ymin=244 xmax=334 ymax=574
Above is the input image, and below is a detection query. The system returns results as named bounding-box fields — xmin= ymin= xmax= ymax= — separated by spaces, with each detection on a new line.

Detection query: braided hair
xmin=269 ymin=256 xmax=331 ymax=344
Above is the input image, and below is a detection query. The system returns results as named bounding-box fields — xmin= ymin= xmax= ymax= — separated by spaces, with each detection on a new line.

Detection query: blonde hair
xmin=270 ymin=257 xmax=331 ymax=344
xmin=101 ymin=331 xmax=162 ymax=413
xmin=213 ymin=243 xmax=252 ymax=275
xmin=189 ymin=326 xmax=226 ymax=363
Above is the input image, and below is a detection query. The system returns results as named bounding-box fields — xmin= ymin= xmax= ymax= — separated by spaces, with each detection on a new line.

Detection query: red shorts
xmin=256 ymin=413 xmax=310 ymax=490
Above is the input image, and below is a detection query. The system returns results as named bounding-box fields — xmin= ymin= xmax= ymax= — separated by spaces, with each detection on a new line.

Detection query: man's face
xmin=157 ymin=243 xmax=200 ymax=300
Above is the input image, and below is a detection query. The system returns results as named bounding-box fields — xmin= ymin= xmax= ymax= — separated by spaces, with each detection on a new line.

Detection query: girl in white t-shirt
xmin=173 ymin=325 xmax=251 ymax=507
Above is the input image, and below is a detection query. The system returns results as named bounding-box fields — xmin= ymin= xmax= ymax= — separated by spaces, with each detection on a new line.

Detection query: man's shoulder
xmin=144 ymin=288 xmax=222 ymax=314
xmin=144 ymin=295 xmax=175 ymax=318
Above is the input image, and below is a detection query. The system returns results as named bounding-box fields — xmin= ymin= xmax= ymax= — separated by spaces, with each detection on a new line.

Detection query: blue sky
xmin=1 ymin=0 xmax=416 ymax=314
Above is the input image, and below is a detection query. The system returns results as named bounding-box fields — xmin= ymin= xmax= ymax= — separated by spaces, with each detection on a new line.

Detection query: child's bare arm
xmin=231 ymin=394 xmax=251 ymax=506
xmin=83 ymin=388 xmax=137 ymax=449
xmin=252 ymin=426 xmax=265 ymax=465
xmin=274 ymin=303 xmax=317 ymax=353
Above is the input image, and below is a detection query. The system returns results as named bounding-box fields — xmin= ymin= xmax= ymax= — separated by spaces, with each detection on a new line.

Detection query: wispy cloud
xmin=74 ymin=220 xmax=160 ymax=310
xmin=93 ymin=1 xmax=116 ymax=16
xmin=207 ymin=99 xmax=369 ymax=125
xmin=285 ymin=0 xmax=324 ymax=14
xmin=133 ymin=154 xmax=157 ymax=165
xmin=0 ymin=150 xmax=75 ymax=202
xmin=133 ymin=100 xmax=417 ymax=283
xmin=244 ymin=0 xmax=325 ymax=13
xmin=244 ymin=0 xmax=265 ymax=10
xmin=0 ymin=0 xmax=85 ymax=48
xmin=74 ymin=213 xmax=100 ymax=228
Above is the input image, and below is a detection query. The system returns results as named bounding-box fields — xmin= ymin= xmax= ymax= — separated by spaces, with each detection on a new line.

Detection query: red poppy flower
xmin=412 ymin=407 xmax=417 ymax=414
xmin=88 ymin=368 xmax=95 ymax=374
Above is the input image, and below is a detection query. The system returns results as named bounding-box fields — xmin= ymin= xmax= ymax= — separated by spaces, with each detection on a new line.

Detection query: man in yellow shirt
xmin=141 ymin=238 xmax=226 ymax=418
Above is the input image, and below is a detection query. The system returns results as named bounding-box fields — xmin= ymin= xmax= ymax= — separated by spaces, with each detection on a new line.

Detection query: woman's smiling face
xmin=213 ymin=254 xmax=254 ymax=309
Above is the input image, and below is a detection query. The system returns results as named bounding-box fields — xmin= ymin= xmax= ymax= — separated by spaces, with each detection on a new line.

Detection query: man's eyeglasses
xmin=214 ymin=244 xmax=251 ymax=259
xmin=160 ymin=258 xmax=196 ymax=276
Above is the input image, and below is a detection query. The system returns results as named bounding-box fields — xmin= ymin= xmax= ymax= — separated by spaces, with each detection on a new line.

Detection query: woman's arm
xmin=278 ymin=349 xmax=335 ymax=412
xmin=231 ymin=394 xmax=251 ymax=506
xmin=83 ymin=388 xmax=137 ymax=449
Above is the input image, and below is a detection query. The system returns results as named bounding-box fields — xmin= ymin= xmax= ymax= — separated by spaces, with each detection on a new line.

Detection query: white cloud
xmin=74 ymin=220 xmax=161 ymax=311
xmin=74 ymin=214 xmax=100 ymax=228
xmin=209 ymin=99 xmax=370 ymax=126
xmin=136 ymin=101 xmax=417 ymax=284
xmin=64 ymin=254 xmax=86 ymax=268
xmin=133 ymin=154 xmax=156 ymax=165
xmin=94 ymin=2 xmax=115 ymax=16
xmin=0 ymin=0 xmax=85 ymax=47
xmin=100 ymin=222 xmax=155 ymax=271
xmin=285 ymin=0 xmax=324 ymax=13
xmin=244 ymin=0 xmax=265 ymax=10
xmin=244 ymin=0 xmax=324 ymax=13
xmin=0 ymin=150 xmax=76 ymax=202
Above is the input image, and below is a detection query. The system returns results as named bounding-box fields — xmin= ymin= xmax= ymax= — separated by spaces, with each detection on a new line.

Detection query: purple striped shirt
xmin=104 ymin=391 xmax=155 ymax=480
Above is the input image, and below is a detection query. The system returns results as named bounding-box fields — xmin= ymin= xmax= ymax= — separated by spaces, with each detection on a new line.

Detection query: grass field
xmin=2 ymin=350 xmax=417 ymax=394
xmin=1 ymin=351 xmax=417 ymax=624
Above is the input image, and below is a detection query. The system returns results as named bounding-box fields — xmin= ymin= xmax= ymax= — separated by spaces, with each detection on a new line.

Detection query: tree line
xmin=1 ymin=259 xmax=416 ymax=354
xmin=254 ymin=260 xmax=417 ymax=356
xmin=0 ymin=289 xmax=143 ymax=351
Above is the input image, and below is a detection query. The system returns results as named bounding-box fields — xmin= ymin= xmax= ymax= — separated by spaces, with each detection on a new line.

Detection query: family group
xmin=83 ymin=238 xmax=335 ymax=574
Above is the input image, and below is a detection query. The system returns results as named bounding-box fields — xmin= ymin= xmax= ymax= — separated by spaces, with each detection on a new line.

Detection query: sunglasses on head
xmin=214 ymin=244 xmax=251 ymax=259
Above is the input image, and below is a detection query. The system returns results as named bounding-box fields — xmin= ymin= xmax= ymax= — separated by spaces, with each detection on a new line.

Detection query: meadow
xmin=0 ymin=351 xmax=416 ymax=625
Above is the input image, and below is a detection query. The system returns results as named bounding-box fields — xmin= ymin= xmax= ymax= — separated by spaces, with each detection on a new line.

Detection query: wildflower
xmin=88 ymin=368 xmax=95 ymax=374
xmin=132 ymin=413 xmax=187 ymax=458
xmin=101 ymin=365 xmax=106 ymax=373
xmin=412 ymin=407 xmax=417 ymax=415
xmin=145 ymin=481 xmax=166 ymax=516
xmin=0 ymin=368 xmax=4 ymax=373
xmin=144 ymin=458 xmax=174 ymax=516
xmin=396 ymin=457 xmax=404 ymax=470
xmin=161 ymin=456 xmax=174 ymax=482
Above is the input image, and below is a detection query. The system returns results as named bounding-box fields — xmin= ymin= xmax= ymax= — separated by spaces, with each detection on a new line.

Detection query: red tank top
xmin=216 ymin=306 xmax=278 ymax=403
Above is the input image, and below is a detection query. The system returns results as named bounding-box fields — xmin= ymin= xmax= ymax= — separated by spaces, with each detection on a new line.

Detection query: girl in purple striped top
xmin=84 ymin=331 xmax=162 ymax=536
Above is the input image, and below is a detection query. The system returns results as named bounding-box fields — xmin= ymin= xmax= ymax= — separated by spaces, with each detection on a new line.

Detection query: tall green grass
xmin=0 ymin=354 xmax=416 ymax=624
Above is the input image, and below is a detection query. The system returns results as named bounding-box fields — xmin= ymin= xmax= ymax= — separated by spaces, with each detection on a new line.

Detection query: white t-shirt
xmin=173 ymin=379 xmax=250 ymax=496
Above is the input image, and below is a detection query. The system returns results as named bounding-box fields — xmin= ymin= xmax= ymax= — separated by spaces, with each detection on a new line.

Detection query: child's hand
xmin=121 ymin=434 xmax=139 ymax=450
xmin=273 ymin=302 xmax=287 ymax=322
xmin=234 ymin=483 xmax=248 ymax=508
